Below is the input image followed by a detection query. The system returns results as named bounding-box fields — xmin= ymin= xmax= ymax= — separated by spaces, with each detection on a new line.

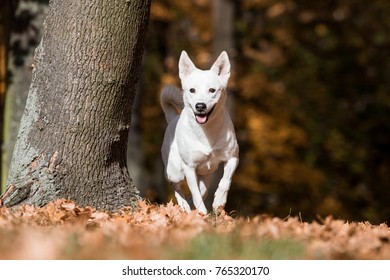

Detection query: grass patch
xmin=165 ymin=232 xmax=306 ymax=259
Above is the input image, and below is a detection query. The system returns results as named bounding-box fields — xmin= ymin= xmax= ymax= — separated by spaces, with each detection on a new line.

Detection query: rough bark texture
xmin=1 ymin=0 xmax=151 ymax=210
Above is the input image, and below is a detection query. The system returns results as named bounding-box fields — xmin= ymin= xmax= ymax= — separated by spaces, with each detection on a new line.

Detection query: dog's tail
xmin=160 ymin=85 xmax=184 ymax=123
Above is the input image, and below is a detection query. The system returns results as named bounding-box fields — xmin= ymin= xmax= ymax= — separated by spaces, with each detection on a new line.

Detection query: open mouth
xmin=194 ymin=106 xmax=215 ymax=124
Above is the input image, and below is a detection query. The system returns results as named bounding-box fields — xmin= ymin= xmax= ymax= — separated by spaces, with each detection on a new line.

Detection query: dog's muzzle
xmin=194 ymin=103 xmax=215 ymax=124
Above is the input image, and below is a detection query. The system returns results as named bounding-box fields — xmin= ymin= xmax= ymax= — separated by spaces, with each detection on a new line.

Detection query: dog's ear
xmin=179 ymin=51 xmax=196 ymax=81
xmin=210 ymin=51 xmax=231 ymax=86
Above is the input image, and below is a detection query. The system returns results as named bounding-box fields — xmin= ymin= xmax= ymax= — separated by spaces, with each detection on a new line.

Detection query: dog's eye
xmin=209 ymin=88 xmax=216 ymax=93
xmin=190 ymin=88 xmax=196 ymax=93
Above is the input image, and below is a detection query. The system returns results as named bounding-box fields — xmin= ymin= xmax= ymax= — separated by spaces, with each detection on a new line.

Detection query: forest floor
xmin=0 ymin=199 xmax=389 ymax=260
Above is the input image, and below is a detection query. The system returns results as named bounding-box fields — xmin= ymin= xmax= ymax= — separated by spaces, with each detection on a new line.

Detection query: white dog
xmin=160 ymin=51 xmax=239 ymax=214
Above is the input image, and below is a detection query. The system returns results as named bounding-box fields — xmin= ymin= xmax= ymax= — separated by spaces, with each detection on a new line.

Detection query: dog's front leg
xmin=183 ymin=165 xmax=208 ymax=214
xmin=213 ymin=157 xmax=239 ymax=211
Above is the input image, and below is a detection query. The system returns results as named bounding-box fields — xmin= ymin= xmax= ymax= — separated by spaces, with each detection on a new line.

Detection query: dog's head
xmin=179 ymin=51 xmax=231 ymax=125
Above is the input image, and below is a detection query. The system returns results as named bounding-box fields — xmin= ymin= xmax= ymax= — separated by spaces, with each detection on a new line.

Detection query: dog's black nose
xmin=195 ymin=103 xmax=207 ymax=112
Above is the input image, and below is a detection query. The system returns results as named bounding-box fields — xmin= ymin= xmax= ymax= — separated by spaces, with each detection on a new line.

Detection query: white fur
xmin=160 ymin=51 xmax=239 ymax=214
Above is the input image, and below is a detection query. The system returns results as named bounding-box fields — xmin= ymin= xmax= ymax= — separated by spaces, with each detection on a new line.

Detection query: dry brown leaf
xmin=0 ymin=199 xmax=389 ymax=259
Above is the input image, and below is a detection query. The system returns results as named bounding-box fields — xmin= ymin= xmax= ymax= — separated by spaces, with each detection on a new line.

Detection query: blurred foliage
xmin=143 ymin=0 xmax=390 ymax=223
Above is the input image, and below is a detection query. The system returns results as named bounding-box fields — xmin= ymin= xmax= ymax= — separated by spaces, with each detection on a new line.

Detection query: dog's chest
xmin=193 ymin=149 xmax=224 ymax=176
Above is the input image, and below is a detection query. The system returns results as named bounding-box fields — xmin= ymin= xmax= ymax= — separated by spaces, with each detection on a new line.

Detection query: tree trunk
xmin=0 ymin=0 xmax=151 ymax=211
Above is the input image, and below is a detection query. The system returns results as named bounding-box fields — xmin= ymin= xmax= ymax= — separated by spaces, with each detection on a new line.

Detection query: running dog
xmin=160 ymin=51 xmax=239 ymax=214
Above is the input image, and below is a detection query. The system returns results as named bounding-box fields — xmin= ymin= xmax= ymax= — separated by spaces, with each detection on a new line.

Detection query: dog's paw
xmin=195 ymin=204 xmax=208 ymax=215
xmin=213 ymin=186 xmax=228 ymax=207
xmin=176 ymin=198 xmax=192 ymax=213
xmin=212 ymin=205 xmax=226 ymax=215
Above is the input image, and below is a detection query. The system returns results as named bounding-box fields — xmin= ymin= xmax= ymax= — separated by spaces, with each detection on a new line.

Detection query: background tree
xmin=0 ymin=0 xmax=12 ymax=191
xmin=1 ymin=0 xmax=48 ymax=191
xmin=0 ymin=0 xmax=151 ymax=210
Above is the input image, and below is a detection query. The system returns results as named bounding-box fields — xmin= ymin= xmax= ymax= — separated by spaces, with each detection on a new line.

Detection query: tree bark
xmin=0 ymin=0 xmax=151 ymax=210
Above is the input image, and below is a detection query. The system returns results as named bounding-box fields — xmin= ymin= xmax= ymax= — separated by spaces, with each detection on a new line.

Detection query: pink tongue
xmin=196 ymin=115 xmax=207 ymax=124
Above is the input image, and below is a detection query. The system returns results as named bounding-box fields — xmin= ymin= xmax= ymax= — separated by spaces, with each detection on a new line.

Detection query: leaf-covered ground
xmin=0 ymin=199 xmax=389 ymax=259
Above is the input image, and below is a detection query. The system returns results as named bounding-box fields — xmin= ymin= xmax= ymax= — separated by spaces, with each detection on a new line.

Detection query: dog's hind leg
xmin=173 ymin=183 xmax=191 ymax=213
xmin=187 ymin=174 xmax=212 ymax=211
xmin=198 ymin=174 xmax=212 ymax=199
xmin=183 ymin=165 xmax=208 ymax=214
